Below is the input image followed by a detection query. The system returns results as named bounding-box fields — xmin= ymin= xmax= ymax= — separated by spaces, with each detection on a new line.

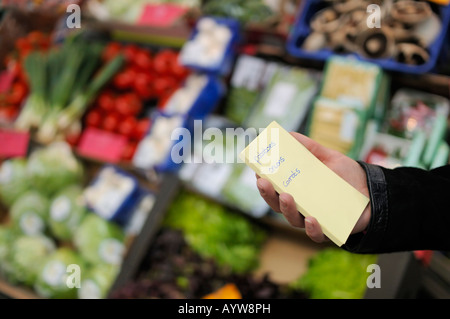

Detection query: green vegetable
xmin=10 ymin=190 xmax=49 ymax=236
xmin=57 ymin=53 xmax=125 ymax=132
xmin=49 ymin=185 xmax=87 ymax=241
xmin=27 ymin=142 xmax=84 ymax=197
xmin=0 ymin=158 xmax=29 ymax=207
xmin=78 ymin=264 xmax=119 ymax=299
xmin=8 ymin=235 xmax=56 ymax=286
xmin=202 ymin=0 xmax=273 ymax=25
xmin=74 ymin=214 xmax=125 ymax=266
xmin=290 ymin=248 xmax=378 ymax=299
xmin=34 ymin=247 xmax=86 ymax=299
xmin=164 ymin=191 xmax=267 ymax=274
xmin=15 ymin=33 xmax=124 ymax=143
xmin=0 ymin=225 xmax=16 ymax=279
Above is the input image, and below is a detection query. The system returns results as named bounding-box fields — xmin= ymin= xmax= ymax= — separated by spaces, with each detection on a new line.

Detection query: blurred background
xmin=0 ymin=0 xmax=449 ymax=299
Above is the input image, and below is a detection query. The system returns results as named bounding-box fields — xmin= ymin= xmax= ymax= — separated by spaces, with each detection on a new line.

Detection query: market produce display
xmin=289 ymin=248 xmax=377 ymax=299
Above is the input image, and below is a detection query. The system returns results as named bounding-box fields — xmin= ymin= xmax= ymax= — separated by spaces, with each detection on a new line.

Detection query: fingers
xmin=256 ymin=175 xmax=329 ymax=244
xmin=256 ymin=177 xmax=281 ymax=212
xmin=279 ymin=193 xmax=305 ymax=228
xmin=304 ymin=216 xmax=329 ymax=243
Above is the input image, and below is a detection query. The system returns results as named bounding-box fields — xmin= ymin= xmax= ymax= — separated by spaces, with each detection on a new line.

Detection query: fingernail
xmin=279 ymin=196 xmax=286 ymax=208
xmin=305 ymin=218 xmax=313 ymax=232
xmin=256 ymin=179 xmax=265 ymax=195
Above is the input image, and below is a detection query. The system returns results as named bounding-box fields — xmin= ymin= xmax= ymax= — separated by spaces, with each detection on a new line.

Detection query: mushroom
xmin=412 ymin=13 xmax=442 ymax=48
xmin=334 ymin=0 xmax=367 ymax=13
xmin=302 ymin=32 xmax=328 ymax=51
xmin=395 ymin=43 xmax=430 ymax=65
xmin=355 ymin=27 xmax=395 ymax=59
xmin=390 ymin=1 xmax=432 ymax=25
xmin=310 ymin=7 xmax=343 ymax=33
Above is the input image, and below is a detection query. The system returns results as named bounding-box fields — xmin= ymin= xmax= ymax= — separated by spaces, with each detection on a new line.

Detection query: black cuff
xmin=343 ymin=162 xmax=389 ymax=254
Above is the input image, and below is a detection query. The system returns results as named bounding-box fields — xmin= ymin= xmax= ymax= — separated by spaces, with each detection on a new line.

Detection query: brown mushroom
xmin=390 ymin=1 xmax=432 ymax=25
xmin=355 ymin=27 xmax=395 ymax=59
xmin=310 ymin=7 xmax=343 ymax=33
xmin=395 ymin=42 xmax=430 ymax=65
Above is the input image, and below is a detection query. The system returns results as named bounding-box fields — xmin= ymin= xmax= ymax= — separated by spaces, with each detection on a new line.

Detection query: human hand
xmin=256 ymin=132 xmax=371 ymax=244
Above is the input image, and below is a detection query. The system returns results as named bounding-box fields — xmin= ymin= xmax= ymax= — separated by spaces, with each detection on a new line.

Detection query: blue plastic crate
xmin=162 ymin=74 xmax=226 ymax=120
xmin=287 ymin=0 xmax=450 ymax=74
xmin=84 ymin=165 xmax=140 ymax=226
xmin=179 ymin=16 xmax=241 ymax=76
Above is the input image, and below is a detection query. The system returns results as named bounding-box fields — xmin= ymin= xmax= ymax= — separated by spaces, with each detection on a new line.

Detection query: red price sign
xmin=0 ymin=129 xmax=30 ymax=158
xmin=77 ymin=127 xmax=127 ymax=163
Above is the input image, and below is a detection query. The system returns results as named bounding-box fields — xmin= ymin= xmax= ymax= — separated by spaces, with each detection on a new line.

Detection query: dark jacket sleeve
xmin=343 ymin=162 xmax=450 ymax=254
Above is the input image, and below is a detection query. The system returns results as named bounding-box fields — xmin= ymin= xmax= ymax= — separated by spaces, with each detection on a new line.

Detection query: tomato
xmin=97 ymin=90 xmax=115 ymax=112
xmin=153 ymin=76 xmax=178 ymax=99
xmin=0 ymin=105 xmax=19 ymax=123
xmin=122 ymin=141 xmax=138 ymax=161
xmin=134 ymin=49 xmax=153 ymax=71
xmin=113 ymin=67 xmax=136 ymax=90
xmin=153 ymin=50 xmax=178 ymax=75
xmin=171 ymin=61 xmax=189 ymax=80
xmin=115 ymin=93 xmax=142 ymax=117
xmin=133 ymin=71 xmax=154 ymax=100
xmin=101 ymin=112 xmax=120 ymax=132
xmin=102 ymin=42 xmax=122 ymax=62
xmin=132 ymin=118 xmax=151 ymax=141
xmin=6 ymin=82 xmax=28 ymax=105
xmin=85 ymin=109 xmax=103 ymax=128
xmin=123 ymin=44 xmax=140 ymax=64
xmin=118 ymin=116 xmax=137 ymax=138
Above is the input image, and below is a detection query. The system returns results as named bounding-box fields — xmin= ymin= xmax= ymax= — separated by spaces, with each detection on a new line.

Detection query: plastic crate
xmin=286 ymin=0 xmax=450 ymax=74
xmin=179 ymin=16 xmax=241 ymax=76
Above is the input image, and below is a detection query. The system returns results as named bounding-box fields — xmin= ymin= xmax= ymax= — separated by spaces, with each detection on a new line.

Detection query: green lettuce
xmin=74 ymin=214 xmax=125 ymax=266
xmin=0 ymin=158 xmax=30 ymax=207
xmin=48 ymin=185 xmax=87 ymax=241
xmin=10 ymin=190 xmax=49 ymax=236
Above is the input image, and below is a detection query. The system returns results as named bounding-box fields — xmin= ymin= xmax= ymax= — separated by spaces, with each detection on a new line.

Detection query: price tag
xmin=76 ymin=127 xmax=127 ymax=163
xmin=0 ymin=71 xmax=14 ymax=93
xmin=0 ymin=129 xmax=29 ymax=158
xmin=137 ymin=4 xmax=188 ymax=27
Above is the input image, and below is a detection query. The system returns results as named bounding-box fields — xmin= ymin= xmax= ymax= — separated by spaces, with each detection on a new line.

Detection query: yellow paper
xmin=239 ymin=121 xmax=369 ymax=246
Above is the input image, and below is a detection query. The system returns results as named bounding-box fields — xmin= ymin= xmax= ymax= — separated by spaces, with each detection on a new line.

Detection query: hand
xmin=256 ymin=132 xmax=371 ymax=244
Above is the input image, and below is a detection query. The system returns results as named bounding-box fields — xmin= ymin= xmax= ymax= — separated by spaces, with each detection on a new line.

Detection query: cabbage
xmin=10 ymin=190 xmax=49 ymax=236
xmin=49 ymin=185 xmax=87 ymax=241
xmin=0 ymin=225 xmax=15 ymax=278
xmin=8 ymin=235 xmax=56 ymax=286
xmin=74 ymin=214 xmax=125 ymax=266
xmin=0 ymin=158 xmax=30 ymax=207
xmin=34 ymin=247 xmax=86 ymax=299
xmin=78 ymin=264 xmax=119 ymax=299
xmin=27 ymin=142 xmax=83 ymax=197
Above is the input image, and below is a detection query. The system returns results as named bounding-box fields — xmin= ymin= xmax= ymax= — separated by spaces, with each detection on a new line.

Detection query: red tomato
xmin=118 ymin=116 xmax=137 ymax=138
xmin=122 ymin=141 xmax=138 ymax=161
xmin=112 ymin=67 xmax=136 ymax=90
xmin=132 ymin=118 xmax=151 ymax=140
xmin=101 ymin=112 xmax=120 ymax=132
xmin=85 ymin=109 xmax=103 ymax=128
xmin=134 ymin=49 xmax=153 ymax=71
xmin=115 ymin=93 xmax=142 ymax=117
xmin=0 ymin=105 xmax=19 ymax=123
xmin=102 ymin=42 xmax=122 ymax=62
xmin=97 ymin=90 xmax=115 ymax=112
xmin=133 ymin=71 xmax=154 ymax=100
xmin=6 ymin=82 xmax=28 ymax=105
xmin=171 ymin=61 xmax=189 ymax=80
xmin=154 ymin=76 xmax=178 ymax=99
xmin=123 ymin=44 xmax=140 ymax=64
xmin=153 ymin=50 xmax=178 ymax=75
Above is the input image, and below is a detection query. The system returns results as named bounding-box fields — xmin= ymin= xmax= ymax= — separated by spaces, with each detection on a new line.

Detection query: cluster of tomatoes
xmin=0 ymin=31 xmax=50 ymax=124
xmin=83 ymin=42 xmax=190 ymax=161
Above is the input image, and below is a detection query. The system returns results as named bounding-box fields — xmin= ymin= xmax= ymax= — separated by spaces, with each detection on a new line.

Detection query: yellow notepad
xmin=239 ymin=121 xmax=369 ymax=246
